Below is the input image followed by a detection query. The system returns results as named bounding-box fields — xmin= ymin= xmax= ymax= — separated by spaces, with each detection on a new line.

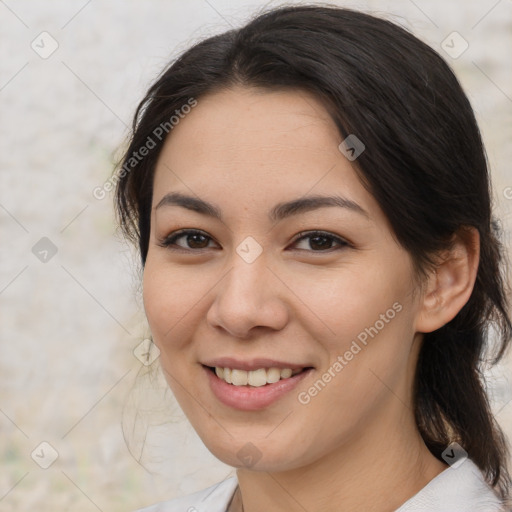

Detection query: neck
xmin=235 ymin=403 xmax=447 ymax=512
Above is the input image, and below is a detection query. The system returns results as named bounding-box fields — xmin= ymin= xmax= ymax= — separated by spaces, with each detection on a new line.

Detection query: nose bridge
xmin=223 ymin=245 xmax=271 ymax=304
xmin=220 ymin=233 xmax=269 ymax=295
xmin=207 ymin=243 xmax=288 ymax=336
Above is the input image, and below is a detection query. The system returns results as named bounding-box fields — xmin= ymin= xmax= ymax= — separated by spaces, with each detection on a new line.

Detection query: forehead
xmin=187 ymin=85 xmax=337 ymax=137
xmin=156 ymin=86 xmax=338 ymax=166
xmin=151 ymin=86 xmax=378 ymax=221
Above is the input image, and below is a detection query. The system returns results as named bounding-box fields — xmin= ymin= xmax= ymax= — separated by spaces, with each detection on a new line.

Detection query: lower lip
xmin=204 ymin=366 xmax=313 ymax=411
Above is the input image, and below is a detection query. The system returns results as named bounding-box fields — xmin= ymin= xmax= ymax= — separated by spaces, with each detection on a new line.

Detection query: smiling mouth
xmin=204 ymin=365 xmax=312 ymax=387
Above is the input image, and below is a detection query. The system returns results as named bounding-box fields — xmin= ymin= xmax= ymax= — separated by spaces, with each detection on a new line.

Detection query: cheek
xmin=287 ymin=260 xmax=417 ymax=404
xmin=292 ymin=305 xmax=415 ymax=456
xmin=299 ymin=280 xmax=415 ymax=410
xmin=280 ymin=259 xmax=410 ymax=348
xmin=142 ymin=256 xmax=205 ymax=352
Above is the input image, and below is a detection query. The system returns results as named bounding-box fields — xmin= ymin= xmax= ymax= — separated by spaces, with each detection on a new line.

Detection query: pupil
xmin=310 ymin=236 xmax=330 ymax=250
xmin=189 ymin=234 xmax=207 ymax=248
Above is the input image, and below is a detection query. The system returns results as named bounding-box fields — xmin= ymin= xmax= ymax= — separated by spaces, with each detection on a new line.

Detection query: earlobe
xmin=415 ymin=227 xmax=480 ymax=334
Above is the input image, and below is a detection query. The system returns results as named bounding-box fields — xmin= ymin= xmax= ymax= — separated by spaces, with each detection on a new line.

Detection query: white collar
xmin=135 ymin=458 xmax=506 ymax=512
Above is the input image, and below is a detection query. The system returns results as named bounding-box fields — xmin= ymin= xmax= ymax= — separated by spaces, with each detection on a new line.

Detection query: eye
xmin=290 ymin=230 xmax=349 ymax=252
xmin=157 ymin=229 xmax=349 ymax=253
xmin=157 ymin=229 xmax=218 ymax=251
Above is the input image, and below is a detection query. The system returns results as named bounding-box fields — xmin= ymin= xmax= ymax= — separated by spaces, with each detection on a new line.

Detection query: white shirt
xmin=134 ymin=459 xmax=508 ymax=512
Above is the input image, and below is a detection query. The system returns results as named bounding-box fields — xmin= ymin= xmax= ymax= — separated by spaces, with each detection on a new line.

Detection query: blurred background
xmin=1 ymin=0 xmax=511 ymax=510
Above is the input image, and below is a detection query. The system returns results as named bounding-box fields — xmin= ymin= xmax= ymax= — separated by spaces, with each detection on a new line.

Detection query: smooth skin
xmin=142 ymin=85 xmax=480 ymax=512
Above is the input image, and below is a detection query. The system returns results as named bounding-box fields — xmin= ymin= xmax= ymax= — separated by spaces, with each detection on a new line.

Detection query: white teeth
xmin=280 ymin=368 xmax=292 ymax=379
xmin=248 ymin=368 xmax=267 ymax=387
xmin=266 ymin=367 xmax=281 ymax=383
xmin=231 ymin=369 xmax=248 ymax=386
xmin=213 ymin=366 xmax=304 ymax=386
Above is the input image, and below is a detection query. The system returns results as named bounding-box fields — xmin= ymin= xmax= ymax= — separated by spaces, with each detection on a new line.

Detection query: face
xmin=143 ymin=86 xmax=425 ymax=472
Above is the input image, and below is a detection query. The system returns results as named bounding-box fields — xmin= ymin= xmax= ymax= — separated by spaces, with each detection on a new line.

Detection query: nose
xmin=206 ymin=254 xmax=289 ymax=339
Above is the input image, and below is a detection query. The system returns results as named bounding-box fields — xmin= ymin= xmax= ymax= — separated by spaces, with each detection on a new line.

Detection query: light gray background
xmin=1 ymin=1 xmax=511 ymax=510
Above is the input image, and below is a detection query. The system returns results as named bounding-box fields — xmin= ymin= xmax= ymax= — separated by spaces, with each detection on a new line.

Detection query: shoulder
xmin=133 ymin=476 xmax=238 ymax=512
xmin=396 ymin=459 xmax=508 ymax=512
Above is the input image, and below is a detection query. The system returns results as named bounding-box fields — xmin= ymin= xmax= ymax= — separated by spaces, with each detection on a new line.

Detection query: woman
xmin=115 ymin=4 xmax=512 ymax=511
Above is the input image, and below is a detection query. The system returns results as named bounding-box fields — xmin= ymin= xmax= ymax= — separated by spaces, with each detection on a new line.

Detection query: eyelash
xmin=157 ymin=229 xmax=350 ymax=253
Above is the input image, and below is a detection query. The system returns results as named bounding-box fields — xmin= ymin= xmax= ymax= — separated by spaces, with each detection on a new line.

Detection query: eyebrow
xmin=155 ymin=191 xmax=369 ymax=222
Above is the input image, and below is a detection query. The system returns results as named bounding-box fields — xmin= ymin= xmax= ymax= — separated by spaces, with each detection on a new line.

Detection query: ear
xmin=415 ymin=227 xmax=480 ymax=333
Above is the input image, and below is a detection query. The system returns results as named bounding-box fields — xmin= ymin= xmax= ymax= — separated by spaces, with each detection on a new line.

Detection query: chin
xmin=199 ymin=434 xmax=308 ymax=472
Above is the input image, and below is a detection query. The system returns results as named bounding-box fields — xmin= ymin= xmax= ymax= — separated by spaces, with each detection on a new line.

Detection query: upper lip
xmin=202 ymin=357 xmax=313 ymax=371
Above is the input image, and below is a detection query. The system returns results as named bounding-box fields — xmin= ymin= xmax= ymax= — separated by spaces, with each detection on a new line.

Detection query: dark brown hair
xmin=114 ymin=4 xmax=512 ymax=501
